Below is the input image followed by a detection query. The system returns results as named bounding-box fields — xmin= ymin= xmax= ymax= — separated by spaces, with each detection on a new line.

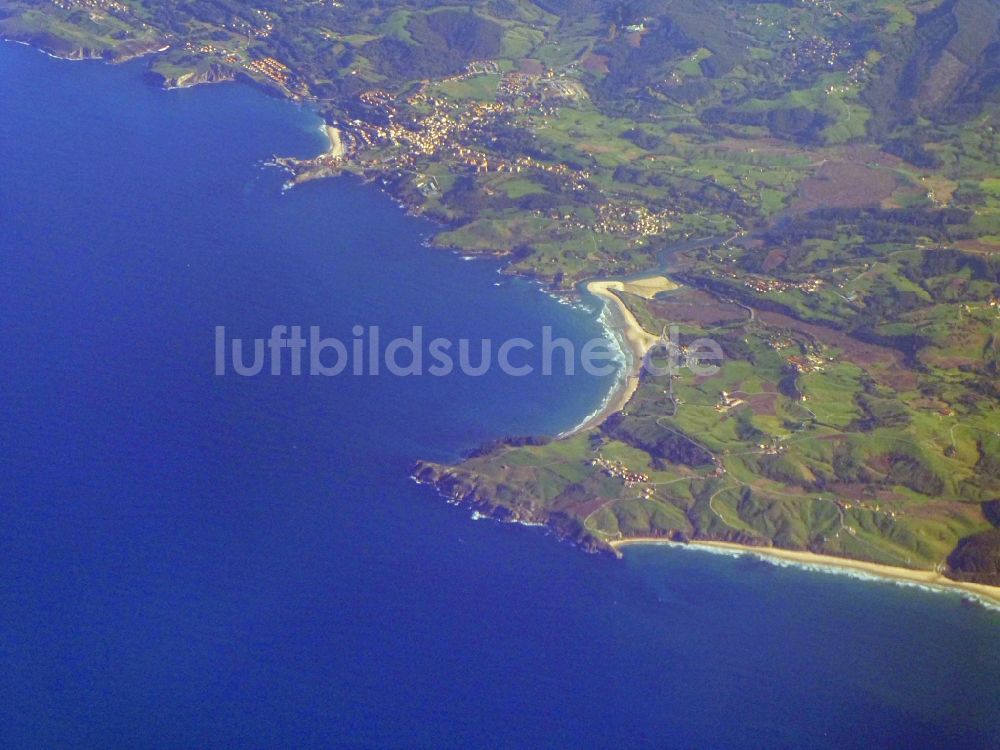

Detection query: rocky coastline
xmin=411 ymin=460 xmax=616 ymax=556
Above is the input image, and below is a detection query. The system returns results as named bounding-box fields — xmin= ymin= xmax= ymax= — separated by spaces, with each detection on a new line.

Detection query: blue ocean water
xmin=0 ymin=42 xmax=998 ymax=749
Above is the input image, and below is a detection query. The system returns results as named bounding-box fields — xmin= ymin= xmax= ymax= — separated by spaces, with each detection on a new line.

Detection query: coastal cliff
xmin=414 ymin=454 xmax=1000 ymax=606
xmin=9 ymin=0 xmax=1000 ymax=602
xmin=154 ymin=64 xmax=236 ymax=91
xmin=411 ymin=460 xmax=614 ymax=556
xmin=2 ymin=32 xmax=165 ymax=64
xmin=413 ymin=455 xmax=823 ymax=563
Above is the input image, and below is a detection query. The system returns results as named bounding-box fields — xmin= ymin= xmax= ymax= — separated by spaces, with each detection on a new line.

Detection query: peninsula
xmin=8 ymin=0 xmax=1000 ymax=593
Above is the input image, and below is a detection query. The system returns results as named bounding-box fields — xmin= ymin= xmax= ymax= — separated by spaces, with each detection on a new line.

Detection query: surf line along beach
xmin=611 ymin=538 xmax=1000 ymax=608
xmin=561 ymin=275 xmax=677 ymax=437
xmin=557 ymin=277 xmax=1000 ymax=608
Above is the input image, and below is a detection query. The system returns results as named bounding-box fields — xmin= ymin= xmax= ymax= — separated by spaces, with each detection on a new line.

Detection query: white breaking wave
xmin=640 ymin=541 xmax=1000 ymax=613
xmin=556 ymin=296 xmax=630 ymax=438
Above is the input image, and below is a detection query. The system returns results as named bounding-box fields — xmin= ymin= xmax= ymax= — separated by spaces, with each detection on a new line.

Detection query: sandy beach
xmin=568 ymin=276 xmax=1000 ymax=609
xmin=567 ymin=275 xmax=1000 ymax=609
xmin=560 ymin=276 xmax=674 ymax=436
xmin=587 ymin=276 xmax=673 ymax=354
xmin=325 ymin=124 xmax=345 ymax=158
xmin=611 ymin=537 xmax=1000 ymax=607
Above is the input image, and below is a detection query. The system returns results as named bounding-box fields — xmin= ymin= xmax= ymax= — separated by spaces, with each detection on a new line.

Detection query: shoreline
xmin=560 ymin=277 xmax=671 ymax=437
xmin=15 ymin=38 xmax=998 ymax=611
xmin=2 ymin=34 xmax=170 ymax=65
xmin=611 ymin=538 xmax=1000 ymax=608
xmin=324 ymin=124 xmax=345 ymax=158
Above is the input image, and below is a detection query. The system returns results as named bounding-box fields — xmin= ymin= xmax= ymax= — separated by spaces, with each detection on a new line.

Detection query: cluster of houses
xmin=230 ymin=9 xmax=274 ymax=40
xmin=703 ymin=269 xmax=825 ymax=295
xmin=496 ymin=69 xmax=585 ymax=103
xmin=836 ymin=498 xmax=899 ymax=519
xmin=715 ymin=390 xmax=746 ymax=413
xmin=595 ymin=203 xmax=674 ymax=238
xmin=360 ymin=89 xmax=395 ymax=109
xmin=289 ymin=58 xmax=668 ymax=242
xmin=244 ymin=56 xmax=306 ymax=95
xmin=784 ymin=34 xmax=849 ymax=70
xmin=786 ymin=353 xmax=826 ymax=373
xmin=438 ymin=60 xmax=500 ymax=84
xmin=52 ymin=0 xmax=128 ymax=12
xmin=825 ymin=58 xmax=871 ymax=95
xmin=183 ymin=41 xmax=240 ymax=65
xmin=746 ymin=275 xmax=824 ymax=294
xmin=590 ymin=455 xmax=651 ymax=488
xmin=766 ymin=335 xmax=794 ymax=351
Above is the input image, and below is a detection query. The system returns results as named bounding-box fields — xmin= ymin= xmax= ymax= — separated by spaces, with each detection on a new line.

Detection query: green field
xmin=11 ymin=0 xmax=1000 ymax=583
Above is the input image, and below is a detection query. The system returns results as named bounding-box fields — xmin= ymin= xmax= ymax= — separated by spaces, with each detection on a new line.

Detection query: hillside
xmin=5 ymin=0 xmax=1000 ymax=583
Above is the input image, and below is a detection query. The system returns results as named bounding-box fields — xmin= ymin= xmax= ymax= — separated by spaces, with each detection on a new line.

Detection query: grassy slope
xmin=7 ymin=0 xmax=1000 ymax=579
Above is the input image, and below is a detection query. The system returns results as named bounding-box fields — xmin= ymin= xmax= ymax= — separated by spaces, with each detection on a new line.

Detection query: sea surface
xmin=1 ymin=42 xmax=998 ymax=749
